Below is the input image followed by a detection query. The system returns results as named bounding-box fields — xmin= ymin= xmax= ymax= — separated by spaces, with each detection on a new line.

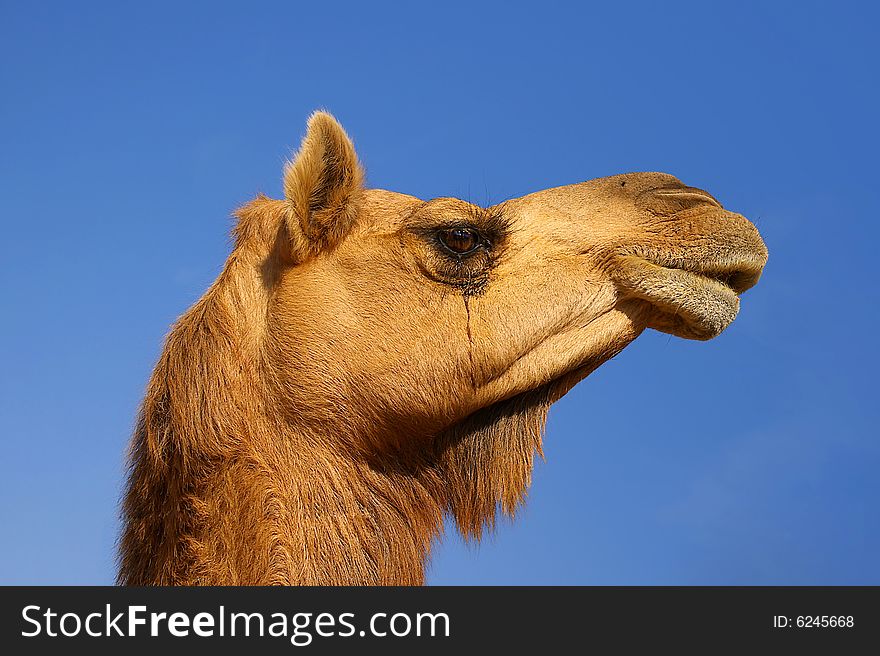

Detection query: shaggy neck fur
xmin=118 ymin=200 xmax=551 ymax=586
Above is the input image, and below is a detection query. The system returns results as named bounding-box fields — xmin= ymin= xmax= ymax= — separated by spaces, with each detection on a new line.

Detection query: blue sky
xmin=1 ymin=1 xmax=877 ymax=584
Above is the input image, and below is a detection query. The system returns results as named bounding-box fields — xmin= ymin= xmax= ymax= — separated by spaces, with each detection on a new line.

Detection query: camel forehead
xmin=362 ymin=189 xmax=423 ymax=223
xmin=361 ymin=189 xmax=484 ymax=230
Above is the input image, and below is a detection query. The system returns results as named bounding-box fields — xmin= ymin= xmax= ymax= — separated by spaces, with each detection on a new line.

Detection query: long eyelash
xmin=408 ymin=204 xmax=511 ymax=247
xmin=465 ymin=204 xmax=512 ymax=244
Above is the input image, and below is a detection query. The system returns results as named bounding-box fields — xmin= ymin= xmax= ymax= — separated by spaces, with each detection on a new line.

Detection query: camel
xmin=119 ymin=112 xmax=768 ymax=585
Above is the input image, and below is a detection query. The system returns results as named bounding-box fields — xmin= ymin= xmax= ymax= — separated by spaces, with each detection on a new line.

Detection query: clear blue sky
xmin=1 ymin=1 xmax=877 ymax=585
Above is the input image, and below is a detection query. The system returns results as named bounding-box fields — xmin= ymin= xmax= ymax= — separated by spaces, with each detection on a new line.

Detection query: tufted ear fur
xmin=283 ymin=111 xmax=364 ymax=261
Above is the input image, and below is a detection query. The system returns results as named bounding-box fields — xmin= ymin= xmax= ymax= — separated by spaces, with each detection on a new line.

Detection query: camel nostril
xmin=656 ymin=187 xmax=723 ymax=208
xmin=639 ymin=184 xmax=724 ymax=215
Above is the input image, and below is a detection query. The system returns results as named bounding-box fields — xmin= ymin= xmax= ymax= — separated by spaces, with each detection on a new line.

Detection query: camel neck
xmin=120 ymin=413 xmax=446 ymax=584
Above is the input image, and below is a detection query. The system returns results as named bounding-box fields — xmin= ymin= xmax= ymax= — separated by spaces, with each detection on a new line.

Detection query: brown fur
xmin=119 ymin=112 xmax=768 ymax=585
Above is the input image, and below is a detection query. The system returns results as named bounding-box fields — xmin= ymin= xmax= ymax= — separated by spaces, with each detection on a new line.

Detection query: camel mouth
xmin=612 ymin=253 xmax=765 ymax=340
xmin=677 ymin=254 xmax=765 ymax=295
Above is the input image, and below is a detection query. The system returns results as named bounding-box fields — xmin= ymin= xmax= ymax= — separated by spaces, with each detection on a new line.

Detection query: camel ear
xmin=283 ymin=111 xmax=364 ymax=260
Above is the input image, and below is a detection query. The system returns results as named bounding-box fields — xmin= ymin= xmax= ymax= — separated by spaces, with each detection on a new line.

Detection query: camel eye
xmin=439 ymin=227 xmax=481 ymax=254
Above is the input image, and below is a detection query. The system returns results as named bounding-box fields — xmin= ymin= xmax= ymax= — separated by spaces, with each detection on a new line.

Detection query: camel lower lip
xmin=613 ymin=256 xmax=741 ymax=340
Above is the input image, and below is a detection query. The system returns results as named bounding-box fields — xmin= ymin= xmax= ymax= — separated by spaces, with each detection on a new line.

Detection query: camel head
xmin=257 ymin=113 xmax=767 ymax=442
xmin=120 ymin=111 xmax=768 ymax=584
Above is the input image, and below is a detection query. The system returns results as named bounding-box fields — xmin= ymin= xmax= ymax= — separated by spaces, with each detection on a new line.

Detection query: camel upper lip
xmin=639 ymin=251 xmax=767 ymax=295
